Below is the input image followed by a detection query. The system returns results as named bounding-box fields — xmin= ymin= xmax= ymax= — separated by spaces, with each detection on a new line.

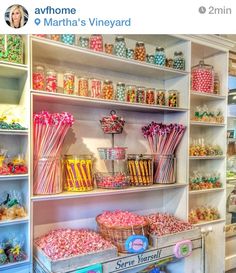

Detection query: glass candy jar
xmin=135 ymin=42 xmax=146 ymax=61
xmin=136 ymin=87 xmax=146 ymax=103
xmin=63 ymin=71 xmax=75 ymax=95
xmin=126 ymin=85 xmax=136 ymax=103
xmin=156 ymin=89 xmax=166 ymax=106
xmin=155 ymin=47 xmax=166 ymax=66
xmin=116 ymin=82 xmax=126 ymax=102
xmin=61 ymin=34 xmax=75 ymax=45
xmin=45 ymin=68 xmax=57 ymax=93
xmin=114 ymin=36 xmax=126 ymax=58
xmin=146 ymin=88 xmax=155 ymax=104
xmin=146 ymin=54 xmax=155 ymax=64
xmin=77 ymin=36 xmax=89 ymax=48
xmin=126 ymin=48 xmax=134 ymax=59
xmin=33 ymin=65 xmax=45 ymax=91
xmin=90 ymin=78 xmax=102 ymax=98
xmin=102 ymin=80 xmax=114 ymax=100
xmin=105 ymin=43 xmax=114 ymax=54
xmin=168 ymin=90 xmax=179 ymax=107
xmin=173 ymin=51 xmax=185 ymax=70
xmin=89 ymin=34 xmax=103 ymax=51
xmin=214 ymin=73 xmax=220 ymax=94
xmin=78 ymin=77 xmax=89 ymax=96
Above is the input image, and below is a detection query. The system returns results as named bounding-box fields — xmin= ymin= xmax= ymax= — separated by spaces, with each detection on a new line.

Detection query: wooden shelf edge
xmin=0 ymin=174 xmax=28 ymax=181
xmin=0 ymin=217 xmax=29 ymax=227
xmin=190 ymin=121 xmax=225 ymax=127
xmin=190 ymin=91 xmax=226 ymax=100
xmin=189 ymin=156 xmax=225 ymax=160
xmin=189 ymin=188 xmax=224 ymax=194
xmin=193 ymin=219 xmax=225 ymax=227
xmin=0 ymin=129 xmax=28 ymax=135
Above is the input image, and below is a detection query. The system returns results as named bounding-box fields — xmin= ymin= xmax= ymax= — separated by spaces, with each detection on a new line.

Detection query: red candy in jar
xmin=90 ymin=78 xmax=102 ymax=98
xmin=146 ymin=88 xmax=155 ymax=104
xmin=46 ymin=69 xmax=57 ymax=93
xmin=89 ymin=34 xmax=103 ymax=52
xmin=33 ymin=65 xmax=45 ymax=91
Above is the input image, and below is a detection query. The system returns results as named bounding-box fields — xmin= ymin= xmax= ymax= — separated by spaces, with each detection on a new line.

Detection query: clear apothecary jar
xmin=191 ymin=60 xmax=214 ymax=93
xmin=33 ymin=65 xmax=45 ymax=91
xmin=156 ymin=89 xmax=166 ymax=106
xmin=89 ymin=34 xmax=103 ymax=51
xmin=77 ymin=36 xmax=89 ymax=48
xmin=146 ymin=88 xmax=155 ymax=104
xmin=173 ymin=51 xmax=185 ymax=70
xmin=154 ymin=47 xmax=166 ymax=66
xmin=90 ymin=78 xmax=102 ymax=98
xmin=63 ymin=71 xmax=75 ymax=95
xmin=105 ymin=43 xmax=114 ymax=54
xmin=126 ymin=48 xmax=134 ymax=60
xmin=146 ymin=54 xmax=155 ymax=64
xmin=127 ymin=154 xmax=153 ymax=186
xmin=135 ymin=42 xmax=146 ymax=62
xmin=116 ymin=82 xmax=126 ymax=102
xmin=61 ymin=34 xmax=75 ymax=45
xmin=45 ymin=68 xmax=57 ymax=93
xmin=168 ymin=90 xmax=179 ymax=107
xmin=136 ymin=87 xmax=146 ymax=104
xmin=114 ymin=36 xmax=126 ymax=58
xmin=102 ymin=80 xmax=114 ymax=100
xmin=126 ymin=85 xmax=136 ymax=103
xmin=63 ymin=155 xmax=94 ymax=192
xmin=78 ymin=77 xmax=89 ymax=97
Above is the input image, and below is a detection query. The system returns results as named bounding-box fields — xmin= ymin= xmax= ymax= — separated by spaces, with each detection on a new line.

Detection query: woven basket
xmin=100 ymin=110 xmax=125 ymax=134
xmin=96 ymin=215 xmax=149 ymax=253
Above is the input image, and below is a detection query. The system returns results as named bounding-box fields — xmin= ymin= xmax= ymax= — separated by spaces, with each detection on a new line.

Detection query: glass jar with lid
xmin=146 ymin=54 xmax=155 ymax=64
xmin=114 ymin=36 xmax=126 ymax=58
xmin=156 ymin=89 xmax=166 ymax=106
xmin=126 ymin=85 xmax=136 ymax=103
xmin=155 ymin=47 xmax=166 ymax=66
xmin=89 ymin=34 xmax=103 ymax=51
xmin=146 ymin=88 xmax=155 ymax=104
xmin=105 ymin=43 xmax=114 ymax=54
xmin=102 ymin=80 xmax=114 ymax=100
xmin=167 ymin=90 xmax=179 ymax=107
xmin=48 ymin=34 xmax=60 ymax=42
xmin=61 ymin=34 xmax=75 ymax=45
xmin=136 ymin=87 xmax=146 ymax=104
xmin=77 ymin=36 xmax=89 ymax=48
xmin=33 ymin=65 xmax=45 ymax=91
xmin=46 ymin=68 xmax=57 ymax=93
xmin=78 ymin=77 xmax=89 ymax=96
xmin=126 ymin=48 xmax=134 ymax=59
xmin=116 ymin=82 xmax=126 ymax=101
xmin=191 ymin=60 xmax=214 ymax=93
xmin=63 ymin=71 xmax=75 ymax=95
xmin=166 ymin=58 xmax=174 ymax=68
xmin=90 ymin=78 xmax=102 ymax=98
xmin=135 ymin=42 xmax=146 ymax=62
xmin=173 ymin=51 xmax=185 ymax=70
xmin=214 ymin=73 xmax=220 ymax=94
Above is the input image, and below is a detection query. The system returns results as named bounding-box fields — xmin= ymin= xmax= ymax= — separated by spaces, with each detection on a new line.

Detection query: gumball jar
xmin=77 ymin=36 xmax=89 ymax=48
xmin=102 ymin=80 xmax=114 ymax=100
xmin=116 ymin=82 xmax=126 ymax=102
xmin=126 ymin=48 xmax=134 ymax=59
xmin=33 ymin=65 xmax=45 ymax=91
xmin=89 ymin=34 xmax=103 ymax=51
xmin=154 ymin=47 xmax=166 ymax=66
xmin=61 ymin=34 xmax=75 ymax=45
xmin=114 ymin=36 xmax=126 ymax=58
xmin=173 ymin=51 xmax=185 ymax=70
xmin=135 ymin=42 xmax=146 ymax=62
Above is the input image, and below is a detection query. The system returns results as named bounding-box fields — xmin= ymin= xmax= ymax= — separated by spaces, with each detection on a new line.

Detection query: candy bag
xmin=0 ymin=241 xmax=8 ymax=265
xmin=6 ymin=234 xmax=27 ymax=263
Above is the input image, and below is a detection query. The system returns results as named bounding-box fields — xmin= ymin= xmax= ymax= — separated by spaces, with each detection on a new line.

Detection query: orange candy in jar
xmin=33 ymin=65 xmax=45 ymax=91
xmin=48 ymin=34 xmax=60 ymax=41
xmin=90 ymin=78 xmax=102 ymax=98
xmin=63 ymin=72 xmax=75 ymax=95
xmin=78 ymin=77 xmax=89 ymax=97
xmin=89 ymin=34 xmax=103 ymax=52
xmin=105 ymin=43 xmax=114 ymax=54
xmin=102 ymin=80 xmax=114 ymax=100
xmin=146 ymin=88 xmax=155 ymax=104
xmin=135 ymin=42 xmax=146 ymax=62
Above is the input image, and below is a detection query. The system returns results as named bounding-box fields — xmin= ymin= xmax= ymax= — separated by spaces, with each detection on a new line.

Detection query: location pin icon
xmin=35 ymin=18 xmax=41 ymax=26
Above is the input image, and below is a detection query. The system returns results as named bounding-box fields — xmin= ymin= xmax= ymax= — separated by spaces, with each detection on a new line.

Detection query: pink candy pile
xmin=148 ymin=213 xmax=193 ymax=236
xmin=97 ymin=210 xmax=147 ymax=227
xmin=34 ymin=229 xmax=115 ymax=261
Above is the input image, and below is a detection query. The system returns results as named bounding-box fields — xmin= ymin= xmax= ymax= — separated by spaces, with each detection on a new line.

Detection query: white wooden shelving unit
xmin=0 ymin=36 xmax=31 ymax=273
xmin=27 ymin=35 xmax=233 ymax=273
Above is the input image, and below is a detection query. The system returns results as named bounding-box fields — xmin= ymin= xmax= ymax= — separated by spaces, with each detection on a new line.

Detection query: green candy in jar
xmin=136 ymin=87 xmax=146 ymax=103
xmin=7 ymin=35 xmax=24 ymax=64
xmin=126 ymin=48 xmax=134 ymax=59
xmin=173 ymin=51 xmax=185 ymax=70
xmin=61 ymin=34 xmax=75 ymax=45
xmin=0 ymin=35 xmax=7 ymax=61
xmin=116 ymin=82 xmax=126 ymax=101
xmin=78 ymin=36 xmax=89 ymax=48
xmin=115 ymin=36 xmax=126 ymax=58
xmin=155 ymin=47 xmax=166 ymax=66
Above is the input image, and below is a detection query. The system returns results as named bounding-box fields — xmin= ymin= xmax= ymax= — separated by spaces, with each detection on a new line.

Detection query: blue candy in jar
xmin=155 ymin=47 xmax=166 ymax=66
xmin=61 ymin=34 xmax=75 ymax=45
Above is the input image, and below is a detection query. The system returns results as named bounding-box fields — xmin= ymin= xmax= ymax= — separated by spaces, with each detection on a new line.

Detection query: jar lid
xmin=192 ymin=60 xmax=213 ymax=69
xmin=126 ymin=48 xmax=134 ymax=52
xmin=34 ymin=65 xmax=45 ymax=70
xmin=117 ymin=82 xmax=125 ymax=86
xmin=174 ymin=51 xmax=183 ymax=56
xmin=79 ymin=36 xmax=89 ymax=40
xmin=46 ymin=68 xmax=56 ymax=73
xmin=64 ymin=71 xmax=75 ymax=75
xmin=147 ymin=54 xmax=154 ymax=58
xmin=136 ymin=41 xmax=145 ymax=46
xmin=105 ymin=43 xmax=113 ymax=46
xmin=115 ymin=36 xmax=125 ymax=41
xmin=104 ymin=80 xmax=113 ymax=84
xmin=137 ymin=86 xmax=145 ymax=89
xmin=156 ymin=47 xmax=164 ymax=51
xmin=79 ymin=77 xmax=88 ymax=80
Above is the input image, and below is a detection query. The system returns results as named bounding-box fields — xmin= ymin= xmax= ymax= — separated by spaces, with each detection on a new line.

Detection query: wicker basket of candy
xmin=100 ymin=110 xmax=125 ymax=134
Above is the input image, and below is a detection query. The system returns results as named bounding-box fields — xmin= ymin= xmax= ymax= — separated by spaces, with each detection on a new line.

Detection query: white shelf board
xmin=190 ymin=121 xmax=225 ymax=127
xmin=0 ymin=174 xmax=28 ymax=181
xmin=31 ymin=90 xmax=188 ymax=113
xmin=31 ymin=37 xmax=188 ymax=80
xmin=193 ymin=218 xmax=225 ymax=227
xmin=31 ymin=183 xmax=187 ymax=202
xmin=189 ymin=188 xmax=224 ymax=195
xmin=190 ymin=91 xmax=226 ymax=101
xmin=189 ymin=156 xmax=225 ymax=160
xmin=0 ymin=217 xmax=29 ymax=227
xmin=225 ymin=254 xmax=236 ymax=271
xmin=0 ymin=259 xmax=30 ymax=270
xmin=0 ymin=61 xmax=28 ymax=78
xmin=227 ymin=177 xmax=236 ymax=182
xmin=0 ymin=129 xmax=28 ymax=135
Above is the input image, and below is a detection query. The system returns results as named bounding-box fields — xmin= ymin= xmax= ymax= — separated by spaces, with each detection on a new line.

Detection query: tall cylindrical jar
xmin=126 ymin=85 xmax=136 ymax=103
xmin=135 ymin=42 xmax=146 ymax=62
xmin=136 ymin=87 xmax=146 ymax=103
xmin=102 ymin=80 xmax=114 ymax=100
xmin=146 ymin=88 xmax=155 ymax=104
xmin=114 ymin=36 xmax=126 ymax=58
xmin=77 ymin=36 xmax=89 ymax=48
xmin=116 ymin=82 xmax=126 ymax=102
xmin=78 ymin=77 xmax=89 ymax=96
xmin=168 ymin=90 xmax=179 ymax=107
xmin=90 ymin=78 xmax=102 ymax=98
xmin=155 ymin=47 xmax=166 ymax=66
xmin=33 ymin=65 xmax=45 ymax=91
xmin=45 ymin=68 xmax=57 ymax=93
xmin=63 ymin=71 xmax=75 ymax=95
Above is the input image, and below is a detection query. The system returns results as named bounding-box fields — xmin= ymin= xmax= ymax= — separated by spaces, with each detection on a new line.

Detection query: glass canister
xmin=191 ymin=60 xmax=214 ymax=93
xmin=136 ymin=87 xmax=146 ymax=104
xmin=127 ymin=154 xmax=153 ymax=186
xmin=135 ymin=42 xmax=146 ymax=62
xmin=214 ymin=73 xmax=220 ymax=94
xmin=63 ymin=71 xmax=75 ymax=95
xmin=102 ymin=80 xmax=114 ymax=100
xmin=154 ymin=47 xmax=166 ymax=66
xmin=126 ymin=85 xmax=137 ymax=103
xmin=146 ymin=54 xmax=155 ymax=64
xmin=45 ymin=68 xmax=57 ymax=93
xmin=116 ymin=82 xmax=126 ymax=102
xmin=126 ymin=48 xmax=134 ymax=59
xmin=105 ymin=43 xmax=114 ymax=54
xmin=61 ymin=34 xmax=75 ymax=45
xmin=33 ymin=65 xmax=45 ymax=91
xmin=0 ymin=35 xmax=6 ymax=61
xmin=5 ymin=35 xmax=24 ymax=64
xmin=63 ymin=155 xmax=94 ymax=192
xmin=168 ymin=90 xmax=179 ymax=107
xmin=78 ymin=77 xmax=89 ymax=96
xmin=89 ymin=34 xmax=103 ymax=51
xmin=173 ymin=51 xmax=185 ymax=70
xmin=48 ymin=34 xmax=60 ymax=42
xmin=90 ymin=78 xmax=102 ymax=98
xmin=156 ymin=89 xmax=166 ymax=106
xmin=146 ymin=88 xmax=155 ymax=104
xmin=77 ymin=36 xmax=89 ymax=48
xmin=166 ymin=58 xmax=174 ymax=68
xmin=114 ymin=36 xmax=126 ymax=58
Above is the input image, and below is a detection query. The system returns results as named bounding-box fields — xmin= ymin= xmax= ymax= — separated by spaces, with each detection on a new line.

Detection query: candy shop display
xmin=191 ymin=60 xmax=214 ymax=93
xmin=0 ymin=35 xmax=24 ymax=64
xmin=96 ymin=210 xmax=149 ymax=253
xmin=95 ymin=172 xmax=129 ymax=189
xmin=89 ymin=34 xmax=103 ymax=51
xmin=167 ymin=90 xmax=178 ymax=107
xmin=126 ymin=85 xmax=136 ymax=103
xmin=189 ymin=139 xmax=223 ymax=157
xmin=63 ymin=71 xmax=75 ymax=95
xmin=33 ymin=111 xmax=74 ymax=195
xmin=114 ymin=36 xmax=126 ymax=58
xmin=34 ymin=229 xmax=117 ymax=270
xmin=142 ymin=122 xmax=185 ymax=183
xmin=173 ymin=51 xmax=185 ymax=70
xmin=188 ymin=206 xmax=220 ymax=224
xmin=189 ymin=171 xmax=222 ymax=191
xmin=90 ymin=78 xmax=102 ymax=98
xmin=191 ymin=105 xmax=224 ymax=123
xmin=105 ymin=43 xmax=114 ymax=54
xmin=102 ymin=80 xmax=114 ymax=100
xmin=126 ymin=48 xmax=134 ymax=59
xmin=127 ymin=154 xmax=153 ymax=186
xmin=61 ymin=34 xmax=75 ymax=45
xmin=135 ymin=42 xmax=146 ymax=62
xmin=156 ymin=89 xmax=166 ymax=106
xmin=45 ymin=68 xmax=57 ymax=93
xmin=100 ymin=111 xmax=125 ymax=134
xmin=7 ymin=154 xmax=28 ymax=174
xmin=146 ymin=88 xmax=155 ymax=104
xmin=136 ymin=86 xmax=146 ymax=103
xmin=155 ymin=47 xmax=166 ymax=66
xmin=33 ymin=65 xmax=45 ymax=91
xmin=63 ymin=155 xmax=93 ymax=192
xmin=78 ymin=77 xmax=89 ymax=97
xmin=77 ymin=36 xmax=89 ymax=48
xmin=116 ymin=82 xmax=126 ymax=101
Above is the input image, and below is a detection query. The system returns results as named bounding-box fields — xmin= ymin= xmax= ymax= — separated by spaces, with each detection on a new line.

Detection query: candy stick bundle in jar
xmin=33 ymin=111 xmax=74 ymax=195
xmin=142 ymin=122 xmax=185 ymax=184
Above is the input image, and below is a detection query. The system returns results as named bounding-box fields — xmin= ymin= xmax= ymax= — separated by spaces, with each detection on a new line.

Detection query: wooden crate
xmin=149 ymin=228 xmax=201 ymax=248
xmin=34 ymin=245 xmax=117 ymax=273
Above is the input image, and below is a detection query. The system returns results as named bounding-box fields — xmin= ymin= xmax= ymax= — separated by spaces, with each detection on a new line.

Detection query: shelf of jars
xmin=190 ymin=121 xmax=226 ymax=127
xmin=0 ymin=217 xmax=29 ymax=227
xmin=31 ymin=36 xmax=188 ymax=81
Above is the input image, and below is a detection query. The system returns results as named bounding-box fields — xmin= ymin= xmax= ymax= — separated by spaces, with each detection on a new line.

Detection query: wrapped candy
xmin=0 ymin=241 xmax=7 ymax=265
xmin=188 ymin=206 xmax=220 ymax=224
xmin=6 ymin=235 xmax=27 ymax=263
xmin=100 ymin=110 xmax=125 ymax=134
